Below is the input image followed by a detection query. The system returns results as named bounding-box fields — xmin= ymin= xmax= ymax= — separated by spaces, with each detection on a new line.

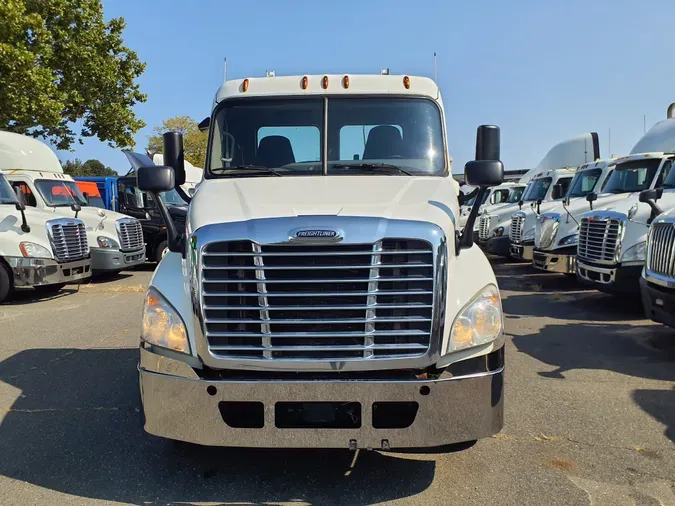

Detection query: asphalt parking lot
xmin=0 ymin=258 xmax=674 ymax=506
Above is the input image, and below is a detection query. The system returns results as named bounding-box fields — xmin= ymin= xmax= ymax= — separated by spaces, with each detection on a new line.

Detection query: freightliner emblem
xmin=295 ymin=230 xmax=339 ymax=238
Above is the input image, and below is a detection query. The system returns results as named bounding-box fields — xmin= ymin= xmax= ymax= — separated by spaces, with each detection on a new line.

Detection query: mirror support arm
xmin=456 ymin=187 xmax=487 ymax=254
xmin=149 ymin=190 xmax=184 ymax=257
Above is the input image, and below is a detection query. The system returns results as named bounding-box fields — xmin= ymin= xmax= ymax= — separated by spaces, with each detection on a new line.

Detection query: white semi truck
xmin=459 ymin=181 xmax=525 ymax=230
xmin=0 ymin=132 xmax=146 ymax=274
xmin=477 ymin=132 xmax=600 ymax=258
xmin=135 ymin=72 xmax=506 ymax=450
xmin=0 ymin=171 xmax=91 ymax=303
xmin=577 ymin=109 xmax=675 ymax=294
xmin=531 ymin=159 xmax=621 ymax=274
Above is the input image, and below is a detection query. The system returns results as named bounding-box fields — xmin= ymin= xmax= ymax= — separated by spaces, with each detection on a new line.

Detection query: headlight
xmin=494 ymin=226 xmax=504 ymax=237
xmin=621 ymin=241 xmax=646 ymax=263
xmin=141 ymin=287 xmax=190 ymax=353
xmin=449 ymin=284 xmax=503 ymax=353
xmin=97 ymin=236 xmax=120 ymax=249
xmin=558 ymin=234 xmax=578 ymax=246
xmin=627 ymin=203 xmax=639 ymax=221
xmin=19 ymin=242 xmax=53 ymax=259
xmin=523 ymin=227 xmax=535 ymax=240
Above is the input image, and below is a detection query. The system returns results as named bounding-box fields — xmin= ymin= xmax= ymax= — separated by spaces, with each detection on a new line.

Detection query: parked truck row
xmin=473 ymin=103 xmax=675 ymax=331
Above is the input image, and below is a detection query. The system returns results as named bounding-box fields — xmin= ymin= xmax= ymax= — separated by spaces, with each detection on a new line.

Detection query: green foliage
xmin=147 ymin=116 xmax=207 ymax=167
xmin=62 ymin=158 xmax=118 ymax=176
xmin=0 ymin=0 xmax=147 ymax=150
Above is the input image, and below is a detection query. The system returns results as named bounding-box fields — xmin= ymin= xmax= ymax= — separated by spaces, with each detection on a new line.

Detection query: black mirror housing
xmin=586 ymin=192 xmax=597 ymax=203
xmin=138 ymin=165 xmax=175 ymax=192
xmin=639 ymin=187 xmax=663 ymax=203
xmin=163 ymin=131 xmax=186 ymax=186
xmin=475 ymin=125 xmax=500 ymax=161
xmin=464 ymin=160 xmax=504 ymax=187
xmin=198 ymin=117 xmax=210 ymax=132
xmin=15 ymin=200 xmax=25 ymax=212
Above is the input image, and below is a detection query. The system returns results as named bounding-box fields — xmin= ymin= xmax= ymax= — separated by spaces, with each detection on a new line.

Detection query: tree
xmin=147 ymin=116 xmax=207 ymax=167
xmin=0 ymin=0 xmax=147 ymax=151
xmin=63 ymin=158 xmax=118 ymax=177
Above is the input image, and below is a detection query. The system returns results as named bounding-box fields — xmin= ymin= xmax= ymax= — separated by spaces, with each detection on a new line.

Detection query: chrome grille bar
xmin=200 ymin=239 xmax=434 ymax=361
xmin=578 ymin=218 xmax=621 ymax=264
xmin=46 ymin=218 xmax=89 ymax=262
xmin=509 ymin=214 xmax=525 ymax=243
xmin=478 ymin=215 xmax=491 ymax=240
xmin=647 ymin=222 xmax=675 ymax=278
xmin=116 ymin=218 xmax=144 ymax=251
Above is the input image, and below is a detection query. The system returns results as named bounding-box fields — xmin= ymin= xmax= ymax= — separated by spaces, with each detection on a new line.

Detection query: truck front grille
xmin=116 ymin=218 xmax=143 ymax=251
xmin=577 ymin=217 xmax=621 ymax=264
xmin=47 ymin=219 xmax=89 ymax=262
xmin=478 ymin=215 xmax=491 ymax=240
xmin=509 ymin=214 xmax=525 ymax=243
xmin=647 ymin=222 xmax=675 ymax=278
xmin=200 ymin=240 xmax=434 ymax=361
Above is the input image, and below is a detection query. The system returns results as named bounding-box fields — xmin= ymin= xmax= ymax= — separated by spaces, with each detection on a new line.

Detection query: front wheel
xmin=154 ymin=240 xmax=168 ymax=264
xmin=0 ymin=264 xmax=12 ymax=303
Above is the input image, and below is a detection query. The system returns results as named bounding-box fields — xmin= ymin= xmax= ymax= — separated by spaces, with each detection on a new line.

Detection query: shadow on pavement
xmin=0 ymin=348 xmax=435 ymax=505
xmin=512 ymin=322 xmax=675 ymax=382
xmin=633 ymin=387 xmax=675 ymax=443
xmin=4 ymin=285 xmax=81 ymax=306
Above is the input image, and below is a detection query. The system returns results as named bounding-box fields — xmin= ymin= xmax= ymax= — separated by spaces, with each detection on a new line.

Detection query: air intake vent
xmin=116 ymin=218 xmax=143 ymax=251
xmin=647 ymin=222 xmax=675 ymax=279
xmin=47 ymin=219 xmax=89 ymax=262
xmin=577 ymin=217 xmax=621 ymax=264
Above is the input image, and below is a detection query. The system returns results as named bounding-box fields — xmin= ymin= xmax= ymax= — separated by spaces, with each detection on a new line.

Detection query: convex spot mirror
xmin=138 ymin=165 xmax=176 ymax=193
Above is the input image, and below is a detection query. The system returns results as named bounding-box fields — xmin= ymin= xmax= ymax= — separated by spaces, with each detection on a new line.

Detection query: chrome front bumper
xmin=139 ymin=347 xmax=504 ymax=449
xmin=7 ymin=256 xmax=92 ymax=287
xmin=532 ymin=250 xmax=576 ymax=274
xmin=509 ymin=243 xmax=533 ymax=261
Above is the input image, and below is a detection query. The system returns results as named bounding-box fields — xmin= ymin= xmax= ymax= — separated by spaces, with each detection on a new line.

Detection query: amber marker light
xmin=342 ymin=75 xmax=349 ymax=88
xmin=301 ymin=76 xmax=308 ymax=89
xmin=322 ymin=75 xmax=329 ymax=89
xmin=403 ymin=75 xmax=410 ymax=89
xmin=242 ymin=79 xmax=249 ymax=92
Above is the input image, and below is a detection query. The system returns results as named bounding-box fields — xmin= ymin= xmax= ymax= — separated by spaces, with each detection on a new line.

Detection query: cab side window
xmin=11 ymin=181 xmax=37 ymax=207
xmin=656 ymin=160 xmax=672 ymax=187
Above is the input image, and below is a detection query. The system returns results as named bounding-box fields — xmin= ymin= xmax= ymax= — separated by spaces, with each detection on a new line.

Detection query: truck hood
xmin=0 ymin=205 xmax=63 ymax=254
xmin=189 ymin=176 xmax=460 ymax=233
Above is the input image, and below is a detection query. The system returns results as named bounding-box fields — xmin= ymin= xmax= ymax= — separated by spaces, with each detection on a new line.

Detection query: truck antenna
xmin=223 ymin=58 xmax=227 ymax=84
xmin=434 ymin=52 xmax=437 ymax=82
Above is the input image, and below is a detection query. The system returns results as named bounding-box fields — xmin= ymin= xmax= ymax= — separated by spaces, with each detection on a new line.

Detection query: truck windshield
xmin=506 ymin=187 xmax=525 ymax=203
xmin=35 ymin=180 xmax=88 ymax=207
xmin=208 ymin=97 xmax=445 ymax=177
xmin=566 ymin=168 xmax=602 ymax=198
xmin=601 ymin=159 xmax=661 ymax=194
xmin=523 ymin=177 xmax=552 ymax=201
xmin=0 ymin=174 xmax=18 ymax=205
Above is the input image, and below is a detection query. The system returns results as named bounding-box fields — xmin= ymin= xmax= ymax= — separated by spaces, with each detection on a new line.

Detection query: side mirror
xmin=639 ymin=187 xmax=663 ymax=203
xmin=639 ymin=188 xmax=664 ymax=223
xmin=83 ymin=191 xmax=90 ymax=204
xmin=518 ymin=199 xmax=523 ymax=210
xmin=162 ymin=131 xmax=186 ymax=187
xmin=458 ymin=125 xmax=504 ymax=253
xmin=12 ymin=188 xmax=30 ymax=233
xmin=137 ymin=165 xmax=175 ymax=192
xmin=551 ymin=184 xmax=564 ymax=200
xmin=15 ymin=200 xmax=25 ymax=212
xmin=71 ymin=203 xmax=81 ymax=218
xmin=586 ymin=191 xmax=597 ymax=210
xmin=198 ymin=117 xmax=210 ymax=132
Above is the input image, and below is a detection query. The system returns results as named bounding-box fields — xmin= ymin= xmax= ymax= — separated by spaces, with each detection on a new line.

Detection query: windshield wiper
xmin=331 ymin=163 xmax=414 ymax=176
xmin=215 ymin=165 xmax=282 ymax=176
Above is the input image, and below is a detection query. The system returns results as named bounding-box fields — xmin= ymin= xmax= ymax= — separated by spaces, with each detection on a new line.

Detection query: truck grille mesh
xmin=478 ymin=215 xmax=491 ymax=240
xmin=117 ymin=219 xmax=143 ymax=251
xmin=509 ymin=215 xmax=525 ymax=243
xmin=200 ymin=240 xmax=434 ymax=361
xmin=577 ymin=218 xmax=621 ymax=264
xmin=647 ymin=222 xmax=675 ymax=279
xmin=48 ymin=221 xmax=89 ymax=262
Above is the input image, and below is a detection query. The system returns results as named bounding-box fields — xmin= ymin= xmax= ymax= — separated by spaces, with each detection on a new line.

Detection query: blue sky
xmin=58 ymin=0 xmax=675 ymax=175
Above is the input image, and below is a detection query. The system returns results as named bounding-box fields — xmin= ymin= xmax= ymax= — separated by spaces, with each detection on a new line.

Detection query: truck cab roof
xmin=0 ymin=131 xmax=63 ymax=174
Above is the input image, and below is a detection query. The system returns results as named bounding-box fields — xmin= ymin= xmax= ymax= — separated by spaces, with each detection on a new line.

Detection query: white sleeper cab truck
xmin=0 ymin=171 xmax=91 ymax=302
xmin=460 ymin=182 xmax=525 ymax=231
xmin=0 ymin=132 xmax=146 ymax=274
xmin=577 ymin=112 xmax=675 ymax=294
xmin=641 ymin=204 xmax=675 ymax=329
xmin=532 ymin=159 xmax=619 ymax=274
xmin=507 ymin=167 xmax=576 ymax=261
xmin=477 ymin=132 xmax=599 ymax=258
xmin=135 ymin=73 xmax=506 ymax=450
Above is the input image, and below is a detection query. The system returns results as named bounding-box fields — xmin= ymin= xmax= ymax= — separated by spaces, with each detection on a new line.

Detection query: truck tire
xmin=155 ymin=240 xmax=168 ymax=263
xmin=0 ymin=264 xmax=12 ymax=304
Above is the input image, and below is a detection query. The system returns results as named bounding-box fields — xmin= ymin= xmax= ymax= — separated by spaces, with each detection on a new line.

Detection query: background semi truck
xmin=0 ymin=171 xmax=91 ymax=303
xmin=577 ymin=109 xmax=675 ymax=294
xmin=477 ymin=132 xmax=600 ymax=258
xmin=135 ymin=72 xmax=506 ymax=450
xmin=0 ymin=132 xmax=146 ymax=274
